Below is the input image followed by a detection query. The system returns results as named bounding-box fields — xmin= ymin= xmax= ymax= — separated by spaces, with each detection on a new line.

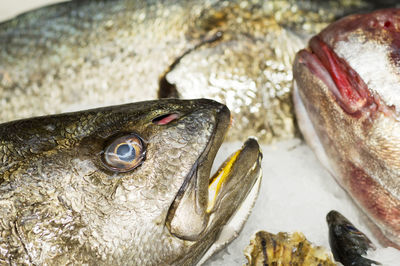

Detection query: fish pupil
xmin=117 ymin=144 xmax=135 ymax=162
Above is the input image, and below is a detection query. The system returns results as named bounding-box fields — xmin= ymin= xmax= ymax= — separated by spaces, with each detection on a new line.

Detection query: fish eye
xmin=102 ymin=134 xmax=146 ymax=172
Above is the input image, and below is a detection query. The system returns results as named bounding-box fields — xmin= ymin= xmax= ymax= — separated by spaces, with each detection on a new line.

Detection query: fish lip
xmin=326 ymin=210 xmax=343 ymax=225
xmin=206 ymin=138 xmax=262 ymax=213
xmin=165 ymin=102 xmax=230 ymax=239
xmin=166 ymin=103 xmax=262 ymax=241
xmin=203 ymin=137 xmax=262 ymax=231
xmin=326 ymin=210 xmax=359 ymax=232
xmin=296 ymin=42 xmax=373 ymax=117
xmin=297 ymin=9 xmax=400 ymax=119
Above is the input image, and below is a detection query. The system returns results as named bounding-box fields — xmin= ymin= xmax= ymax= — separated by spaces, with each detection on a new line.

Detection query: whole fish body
xmin=0 ymin=98 xmax=263 ymax=265
xmin=0 ymin=0 xmax=396 ymax=143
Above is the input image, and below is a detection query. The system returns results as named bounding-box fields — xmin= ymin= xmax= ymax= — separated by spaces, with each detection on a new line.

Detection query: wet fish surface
xmin=293 ymin=9 xmax=400 ymax=248
xmin=327 ymin=210 xmax=380 ymax=266
xmin=0 ymin=98 xmax=263 ymax=265
xmin=0 ymin=0 xmax=397 ymax=143
xmin=2 ymin=0 xmax=400 ymax=264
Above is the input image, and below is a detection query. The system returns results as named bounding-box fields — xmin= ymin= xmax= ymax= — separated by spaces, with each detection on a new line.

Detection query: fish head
xmin=0 ymin=99 xmax=262 ymax=265
xmin=327 ymin=210 xmax=374 ymax=254
xmin=293 ymin=9 xmax=400 ymax=247
xmin=326 ymin=210 xmax=380 ymax=265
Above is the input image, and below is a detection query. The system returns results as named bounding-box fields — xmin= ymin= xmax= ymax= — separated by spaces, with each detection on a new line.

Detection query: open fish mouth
xmin=295 ymin=37 xmax=389 ymax=118
xmin=294 ymin=8 xmax=400 ymax=118
xmin=166 ymin=106 xmax=263 ymax=246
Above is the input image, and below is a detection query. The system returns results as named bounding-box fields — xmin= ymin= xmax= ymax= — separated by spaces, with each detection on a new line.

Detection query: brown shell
xmin=244 ymin=231 xmax=336 ymax=266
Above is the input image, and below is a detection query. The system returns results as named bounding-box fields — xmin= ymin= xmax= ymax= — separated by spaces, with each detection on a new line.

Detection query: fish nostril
xmin=384 ymin=21 xmax=392 ymax=28
xmin=152 ymin=113 xmax=179 ymax=125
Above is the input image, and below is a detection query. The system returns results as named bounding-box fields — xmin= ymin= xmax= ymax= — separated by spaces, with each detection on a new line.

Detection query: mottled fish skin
xmin=293 ymin=9 xmax=400 ymax=248
xmin=327 ymin=210 xmax=380 ymax=266
xmin=0 ymin=98 xmax=263 ymax=265
xmin=244 ymin=231 xmax=335 ymax=266
xmin=1 ymin=0 xmax=397 ymax=143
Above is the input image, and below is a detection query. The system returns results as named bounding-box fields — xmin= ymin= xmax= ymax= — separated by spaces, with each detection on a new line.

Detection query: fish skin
xmin=327 ymin=210 xmax=380 ymax=266
xmin=293 ymin=9 xmax=400 ymax=248
xmin=1 ymin=0 xmax=400 ymax=263
xmin=0 ymin=0 xmax=397 ymax=143
xmin=0 ymin=98 xmax=263 ymax=265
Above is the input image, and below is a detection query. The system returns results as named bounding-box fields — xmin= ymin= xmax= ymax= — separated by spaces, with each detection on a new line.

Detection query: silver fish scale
xmin=0 ymin=0 xmax=386 ymax=143
xmin=0 ymin=0 xmax=193 ymax=122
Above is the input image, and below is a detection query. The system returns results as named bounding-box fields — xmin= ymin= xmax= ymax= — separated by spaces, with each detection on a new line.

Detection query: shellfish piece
xmin=244 ymin=231 xmax=335 ymax=266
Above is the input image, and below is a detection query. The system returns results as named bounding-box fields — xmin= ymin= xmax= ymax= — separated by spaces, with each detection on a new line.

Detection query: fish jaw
xmin=171 ymin=138 xmax=263 ymax=265
xmin=293 ymin=9 xmax=400 ymax=248
xmin=0 ymin=98 xmax=262 ymax=265
xmin=166 ymin=138 xmax=262 ymax=241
